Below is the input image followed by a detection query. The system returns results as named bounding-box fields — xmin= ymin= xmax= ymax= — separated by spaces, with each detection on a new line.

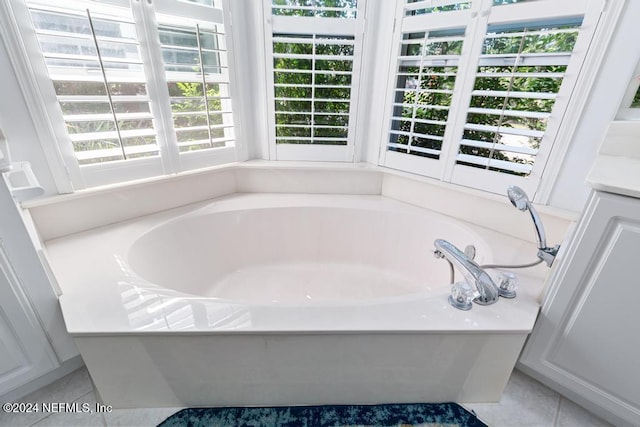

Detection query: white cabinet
xmin=519 ymin=190 xmax=640 ymax=427
xmin=0 ymin=175 xmax=78 ymax=399
xmin=0 ymin=245 xmax=58 ymax=395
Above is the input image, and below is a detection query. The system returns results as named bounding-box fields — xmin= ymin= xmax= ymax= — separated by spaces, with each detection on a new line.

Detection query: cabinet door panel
xmin=549 ymin=219 xmax=640 ymax=407
xmin=0 ymin=309 xmax=32 ymax=391
xmin=0 ymin=246 xmax=57 ymax=395
xmin=519 ymin=191 xmax=640 ymax=427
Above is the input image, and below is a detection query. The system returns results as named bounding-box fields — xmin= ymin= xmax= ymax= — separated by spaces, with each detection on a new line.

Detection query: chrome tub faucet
xmin=434 ymin=239 xmax=500 ymax=309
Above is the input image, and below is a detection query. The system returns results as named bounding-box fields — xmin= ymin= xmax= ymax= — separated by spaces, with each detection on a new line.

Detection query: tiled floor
xmin=0 ymin=367 xmax=612 ymax=427
xmin=465 ymin=370 xmax=612 ymax=427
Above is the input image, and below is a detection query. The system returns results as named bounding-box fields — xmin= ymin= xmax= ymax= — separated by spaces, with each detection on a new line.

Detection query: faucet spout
xmin=434 ymin=239 xmax=499 ymax=305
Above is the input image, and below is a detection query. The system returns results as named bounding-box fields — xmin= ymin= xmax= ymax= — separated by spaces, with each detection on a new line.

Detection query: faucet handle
xmin=449 ymin=281 xmax=480 ymax=311
xmin=495 ymin=271 xmax=518 ymax=298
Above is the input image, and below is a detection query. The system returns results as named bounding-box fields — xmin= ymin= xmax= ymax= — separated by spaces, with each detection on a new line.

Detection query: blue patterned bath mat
xmin=157 ymin=402 xmax=487 ymax=426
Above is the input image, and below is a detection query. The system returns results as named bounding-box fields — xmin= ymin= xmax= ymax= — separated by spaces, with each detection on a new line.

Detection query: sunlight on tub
xmin=115 ymin=254 xmax=252 ymax=330
xmin=118 ymin=281 xmax=253 ymax=331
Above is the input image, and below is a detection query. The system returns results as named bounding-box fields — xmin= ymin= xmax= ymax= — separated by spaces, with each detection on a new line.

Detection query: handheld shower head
xmin=507 ymin=185 xmax=530 ymax=212
xmin=506 ymin=185 xmax=547 ymax=250
xmin=505 ymin=185 xmax=560 ymax=266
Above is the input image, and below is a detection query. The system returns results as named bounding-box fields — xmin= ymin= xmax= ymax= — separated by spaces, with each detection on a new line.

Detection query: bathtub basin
xmin=44 ymin=193 xmax=545 ymax=408
xmin=127 ymin=202 xmax=483 ymax=304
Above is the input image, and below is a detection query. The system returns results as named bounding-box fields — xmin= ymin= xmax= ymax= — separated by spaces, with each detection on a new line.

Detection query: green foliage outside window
xmin=168 ymin=82 xmax=226 ymax=151
xmin=632 ymin=85 xmax=640 ymax=108
xmin=457 ymin=24 xmax=579 ymax=175
xmin=389 ymin=21 xmax=579 ymax=175
xmin=273 ymin=35 xmax=353 ymax=145
xmin=389 ymin=30 xmax=463 ymax=159
xmin=54 ymin=81 xmax=157 ymax=163
xmin=272 ymin=0 xmax=357 ymax=18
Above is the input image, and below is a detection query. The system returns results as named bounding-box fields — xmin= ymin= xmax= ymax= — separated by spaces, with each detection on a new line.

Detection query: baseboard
xmin=516 ymin=361 xmax=634 ymax=427
xmin=0 ymin=355 xmax=84 ymax=403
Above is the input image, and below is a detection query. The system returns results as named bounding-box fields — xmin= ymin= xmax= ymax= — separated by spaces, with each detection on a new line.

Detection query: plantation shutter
xmin=382 ymin=0 xmax=603 ymax=196
xmin=152 ymin=0 xmax=236 ymax=171
xmin=385 ymin=0 xmax=474 ymax=178
xmin=27 ymin=1 xmax=158 ymax=166
xmin=24 ymin=0 xmax=235 ymax=188
xmin=265 ymin=0 xmax=365 ymax=161
xmin=450 ymin=14 xmax=583 ymax=194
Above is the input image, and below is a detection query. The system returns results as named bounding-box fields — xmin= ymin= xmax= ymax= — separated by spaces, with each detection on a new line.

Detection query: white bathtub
xmin=44 ymin=193 xmax=544 ymax=408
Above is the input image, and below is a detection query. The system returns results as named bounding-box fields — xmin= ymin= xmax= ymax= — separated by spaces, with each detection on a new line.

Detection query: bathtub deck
xmin=46 ymin=193 xmax=545 ymax=335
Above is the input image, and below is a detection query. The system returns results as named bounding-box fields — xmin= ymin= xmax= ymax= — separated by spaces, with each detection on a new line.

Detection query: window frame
xmin=378 ymin=0 xmax=608 ymax=197
xmin=262 ymin=0 xmax=366 ymax=162
xmin=381 ymin=2 xmax=480 ymax=180
xmin=4 ymin=0 xmax=240 ymax=191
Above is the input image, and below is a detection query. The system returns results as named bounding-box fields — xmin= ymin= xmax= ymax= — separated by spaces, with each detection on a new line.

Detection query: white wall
xmin=547 ymin=0 xmax=640 ymax=212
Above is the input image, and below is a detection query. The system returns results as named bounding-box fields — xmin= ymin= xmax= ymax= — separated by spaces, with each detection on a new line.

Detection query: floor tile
xmin=0 ymin=368 xmax=93 ymax=427
xmin=0 ymin=404 xmax=45 ymax=427
xmin=26 ymin=368 xmax=93 ymax=404
xmin=465 ymin=369 xmax=561 ymax=427
xmin=556 ymin=397 xmax=613 ymax=427
xmin=0 ymin=365 xmax=622 ymax=427
xmin=32 ymin=391 xmax=105 ymax=427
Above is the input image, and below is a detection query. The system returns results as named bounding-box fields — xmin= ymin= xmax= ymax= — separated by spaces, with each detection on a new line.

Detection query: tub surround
xmin=23 ymin=161 xmax=574 ymax=251
xmin=379 ymin=169 xmax=574 ymax=262
xmin=23 ymin=163 xmax=571 ymax=408
xmin=74 ymin=333 xmax=529 ymax=408
xmin=42 ymin=191 xmax=547 ymax=408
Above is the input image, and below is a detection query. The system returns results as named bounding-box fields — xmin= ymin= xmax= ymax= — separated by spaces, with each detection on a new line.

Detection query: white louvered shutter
xmin=384 ymin=0 xmax=476 ymax=178
xmin=453 ymin=19 xmax=581 ymax=187
xmin=24 ymin=0 xmax=236 ymax=188
xmin=27 ymin=2 xmax=158 ymax=166
xmin=265 ymin=0 xmax=365 ymax=161
xmin=382 ymin=0 xmax=604 ymax=196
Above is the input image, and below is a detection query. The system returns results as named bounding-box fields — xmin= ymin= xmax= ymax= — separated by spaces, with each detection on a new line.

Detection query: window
xmin=457 ymin=20 xmax=580 ymax=177
xmin=272 ymin=34 xmax=354 ymax=146
xmin=18 ymin=0 xmax=236 ymax=189
xmin=388 ymin=27 xmax=465 ymax=177
xmin=28 ymin=3 xmax=157 ymax=166
xmin=264 ymin=0 xmax=365 ymax=161
xmin=157 ymin=21 xmax=234 ymax=153
xmin=2 ymin=0 xmax=613 ymax=196
xmin=384 ymin=0 xmax=473 ymax=178
xmin=381 ymin=0 xmax=603 ymax=195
